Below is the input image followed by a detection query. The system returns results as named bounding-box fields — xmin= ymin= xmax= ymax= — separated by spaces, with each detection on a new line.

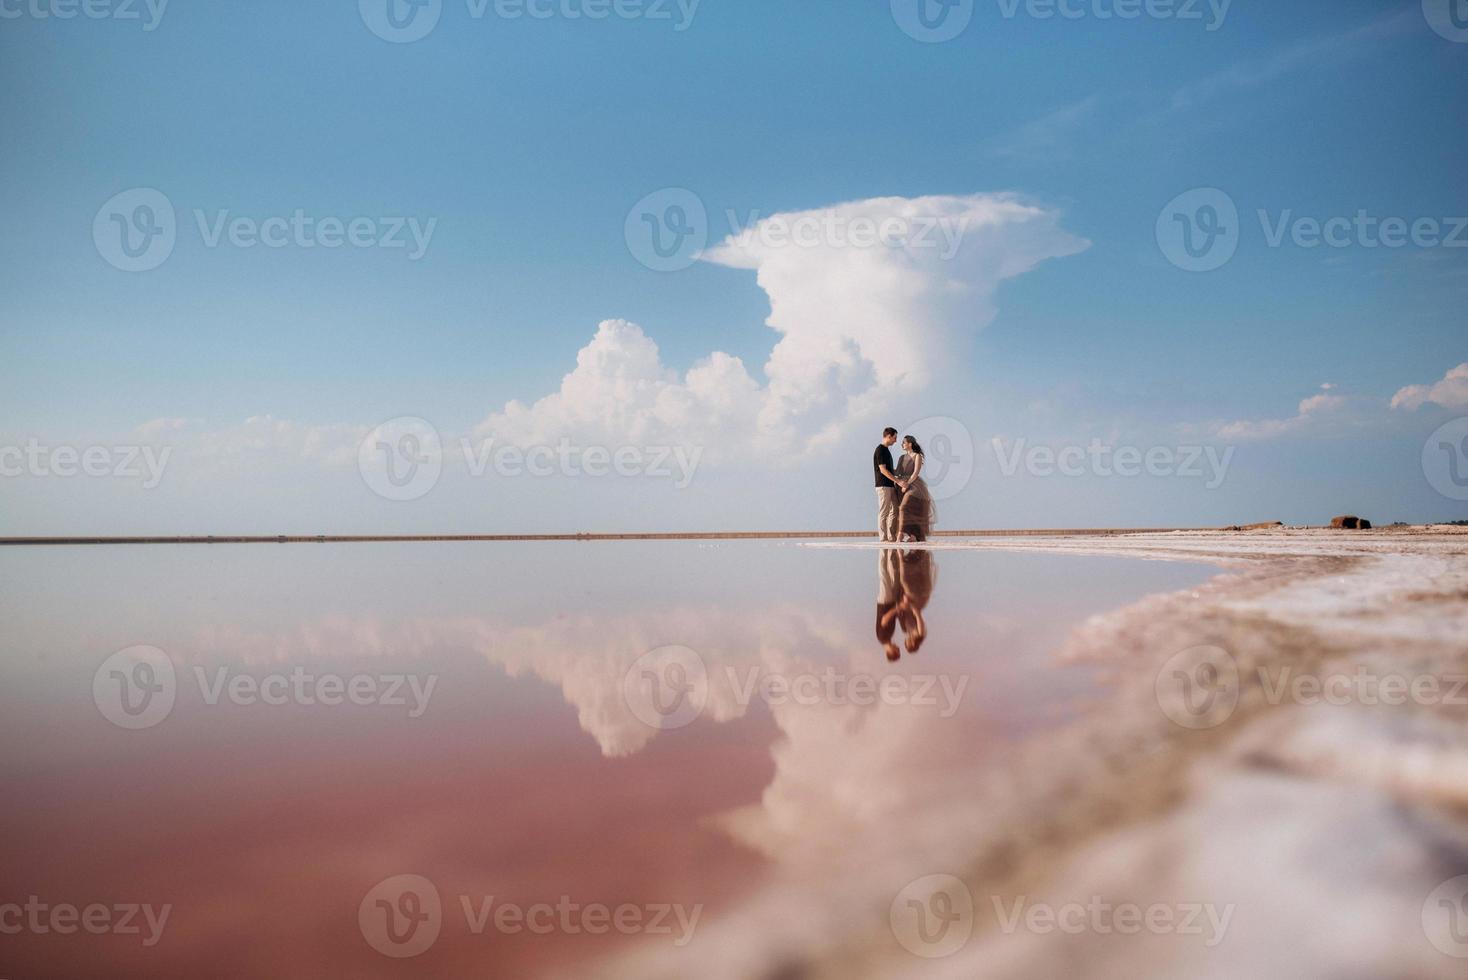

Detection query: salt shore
xmin=601 ymin=526 xmax=1468 ymax=979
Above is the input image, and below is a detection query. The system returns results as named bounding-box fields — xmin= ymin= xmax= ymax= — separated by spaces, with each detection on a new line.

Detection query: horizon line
xmin=0 ymin=525 xmax=1326 ymax=546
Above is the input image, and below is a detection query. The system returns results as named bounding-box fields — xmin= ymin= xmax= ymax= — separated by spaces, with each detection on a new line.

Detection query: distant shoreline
xmin=0 ymin=528 xmax=1228 ymax=546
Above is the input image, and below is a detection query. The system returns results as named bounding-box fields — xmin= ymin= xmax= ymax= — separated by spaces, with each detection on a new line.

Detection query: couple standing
xmin=873 ymin=426 xmax=937 ymax=543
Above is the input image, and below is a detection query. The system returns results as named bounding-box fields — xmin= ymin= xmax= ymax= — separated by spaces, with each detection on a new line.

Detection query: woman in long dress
xmin=894 ymin=435 xmax=936 ymax=542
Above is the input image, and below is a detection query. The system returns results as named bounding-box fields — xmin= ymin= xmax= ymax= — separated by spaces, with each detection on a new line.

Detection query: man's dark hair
xmin=882 ymin=427 xmax=898 ymax=438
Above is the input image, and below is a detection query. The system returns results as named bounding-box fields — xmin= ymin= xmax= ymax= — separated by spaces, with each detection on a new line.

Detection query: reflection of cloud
xmin=717 ymin=676 xmax=983 ymax=867
xmin=187 ymin=602 xmax=987 ymax=851
xmin=488 ymin=609 xmax=839 ymax=757
xmin=192 ymin=605 xmax=860 ymax=758
xmin=180 ymin=599 xmax=1000 ymax=979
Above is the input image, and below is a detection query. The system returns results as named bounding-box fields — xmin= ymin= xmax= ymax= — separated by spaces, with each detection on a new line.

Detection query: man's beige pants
xmin=875 ymin=487 xmax=899 ymax=542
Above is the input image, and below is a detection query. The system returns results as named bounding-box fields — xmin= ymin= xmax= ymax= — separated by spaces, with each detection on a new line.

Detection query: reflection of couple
xmin=873 ymin=426 xmax=937 ymax=543
xmin=876 ymin=548 xmax=936 ymax=661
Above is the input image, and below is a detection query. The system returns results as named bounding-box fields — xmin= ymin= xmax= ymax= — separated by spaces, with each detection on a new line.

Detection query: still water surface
xmin=0 ymin=541 xmax=1217 ymax=978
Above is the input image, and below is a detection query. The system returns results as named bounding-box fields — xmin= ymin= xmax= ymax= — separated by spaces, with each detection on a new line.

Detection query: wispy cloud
xmin=988 ymin=8 xmax=1417 ymax=164
xmin=986 ymin=95 xmax=1102 ymax=162
xmin=1168 ymin=7 xmax=1419 ymax=112
xmin=1209 ymin=359 xmax=1468 ymax=442
xmin=1213 ymin=388 xmax=1352 ymax=442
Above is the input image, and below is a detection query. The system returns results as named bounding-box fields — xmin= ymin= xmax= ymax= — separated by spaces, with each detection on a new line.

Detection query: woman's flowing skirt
xmin=898 ymin=478 xmax=937 ymax=533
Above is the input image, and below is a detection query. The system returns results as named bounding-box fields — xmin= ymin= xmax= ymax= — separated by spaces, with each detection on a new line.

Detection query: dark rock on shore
xmin=1330 ymin=515 xmax=1372 ymax=529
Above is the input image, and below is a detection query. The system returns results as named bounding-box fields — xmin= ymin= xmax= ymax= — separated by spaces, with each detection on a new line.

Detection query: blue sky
xmin=1 ymin=0 xmax=1465 ymax=532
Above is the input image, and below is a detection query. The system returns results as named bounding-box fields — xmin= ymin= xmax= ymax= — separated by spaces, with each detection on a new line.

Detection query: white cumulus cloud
xmin=476 ymin=194 xmax=1088 ymax=458
xmin=1214 ymin=390 xmax=1350 ymax=442
xmin=1390 ymin=362 xmax=1468 ymax=411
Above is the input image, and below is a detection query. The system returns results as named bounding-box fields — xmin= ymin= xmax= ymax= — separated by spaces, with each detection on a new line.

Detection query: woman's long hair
xmin=903 ymin=435 xmax=925 ymax=456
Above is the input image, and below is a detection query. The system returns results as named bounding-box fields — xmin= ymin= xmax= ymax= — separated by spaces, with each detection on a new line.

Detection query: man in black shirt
xmin=874 ymin=426 xmax=900 ymax=542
